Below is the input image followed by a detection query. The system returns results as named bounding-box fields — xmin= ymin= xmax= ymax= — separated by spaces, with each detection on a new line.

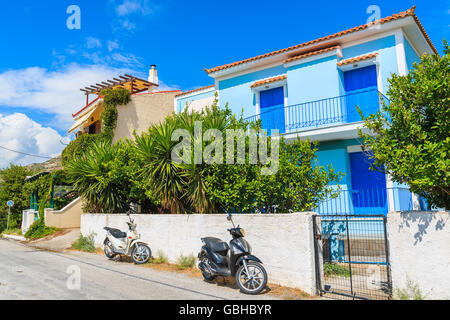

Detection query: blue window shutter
xmin=344 ymin=65 xmax=377 ymax=92
xmin=259 ymin=86 xmax=285 ymax=133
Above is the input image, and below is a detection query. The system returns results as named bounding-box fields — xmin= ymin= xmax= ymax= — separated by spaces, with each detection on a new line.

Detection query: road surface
xmin=0 ymin=239 xmax=276 ymax=300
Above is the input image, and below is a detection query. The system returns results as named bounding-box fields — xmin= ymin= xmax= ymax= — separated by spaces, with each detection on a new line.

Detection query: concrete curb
xmin=2 ymin=234 xmax=26 ymax=241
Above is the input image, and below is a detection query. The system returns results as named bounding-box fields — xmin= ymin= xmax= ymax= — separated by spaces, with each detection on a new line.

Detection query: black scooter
xmin=198 ymin=213 xmax=268 ymax=294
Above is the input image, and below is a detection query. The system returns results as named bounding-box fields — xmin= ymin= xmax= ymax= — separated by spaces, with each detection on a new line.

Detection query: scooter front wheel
xmin=131 ymin=244 xmax=151 ymax=264
xmin=236 ymin=261 xmax=267 ymax=295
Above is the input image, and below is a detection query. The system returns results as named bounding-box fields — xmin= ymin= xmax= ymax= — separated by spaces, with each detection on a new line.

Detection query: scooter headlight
xmin=240 ymin=228 xmax=246 ymax=237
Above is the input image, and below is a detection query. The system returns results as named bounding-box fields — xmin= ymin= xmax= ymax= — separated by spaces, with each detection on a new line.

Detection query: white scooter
xmin=103 ymin=214 xmax=151 ymax=264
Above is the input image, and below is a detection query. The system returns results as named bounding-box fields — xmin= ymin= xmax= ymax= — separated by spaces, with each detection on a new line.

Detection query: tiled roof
xmin=175 ymin=85 xmax=215 ymax=98
xmin=250 ymin=75 xmax=287 ymax=88
xmin=337 ymin=53 xmax=379 ymax=66
xmin=284 ymin=46 xmax=341 ymax=64
xmin=205 ymin=6 xmax=436 ymax=75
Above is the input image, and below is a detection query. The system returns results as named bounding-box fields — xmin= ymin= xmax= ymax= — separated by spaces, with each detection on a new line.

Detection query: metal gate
xmin=313 ymin=215 xmax=392 ymax=300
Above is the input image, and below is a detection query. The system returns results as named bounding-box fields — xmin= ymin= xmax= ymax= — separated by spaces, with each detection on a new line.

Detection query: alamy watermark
xmin=66 ymin=265 xmax=81 ymax=290
xmin=171 ymin=122 xmax=280 ymax=175
xmin=66 ymin=5 xmax=81 ymax=30
xmin=367 ymin=5 xmax=381 ymax=30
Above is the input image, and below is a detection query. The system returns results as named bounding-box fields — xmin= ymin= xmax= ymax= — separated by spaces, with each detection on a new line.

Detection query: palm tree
xmin=134 ymin=116 xmax=187 ymax=213
xmin=65 ymin=139 xmax=131 ymax=213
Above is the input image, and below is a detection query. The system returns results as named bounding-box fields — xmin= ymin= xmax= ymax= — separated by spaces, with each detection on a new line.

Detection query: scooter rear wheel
xmin=104 ymin=241 xmax=116 ymax=259
xmin=200 ymin=257 xmax=216 ymax=282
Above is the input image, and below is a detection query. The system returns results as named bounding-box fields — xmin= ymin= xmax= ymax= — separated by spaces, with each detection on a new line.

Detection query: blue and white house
xmin=175 ymin=6 xmax=437 ymax=216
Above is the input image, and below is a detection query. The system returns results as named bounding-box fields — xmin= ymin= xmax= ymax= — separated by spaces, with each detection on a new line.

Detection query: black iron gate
xmin=313 ymin=215 xmax=392 ymax=300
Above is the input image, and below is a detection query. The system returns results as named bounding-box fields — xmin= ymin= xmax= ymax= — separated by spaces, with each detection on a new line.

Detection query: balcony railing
xmin=317 ymin=187 xmax=416 ymax=216
xmin=245 ymin=89 xmax=389 ymax=134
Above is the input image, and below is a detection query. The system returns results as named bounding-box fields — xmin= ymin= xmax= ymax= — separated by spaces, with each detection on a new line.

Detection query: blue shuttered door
xmin=349 ymin=152 xmax=387 ymax=215
xmin=260 ymin=86 xmax=285 ymax=134
xmin=344 ymin=65 xmax=378 ymax=123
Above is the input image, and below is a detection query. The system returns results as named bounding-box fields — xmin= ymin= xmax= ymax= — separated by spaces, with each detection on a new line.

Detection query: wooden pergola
xmin=80 ymin=74 xmax=158 ymax=106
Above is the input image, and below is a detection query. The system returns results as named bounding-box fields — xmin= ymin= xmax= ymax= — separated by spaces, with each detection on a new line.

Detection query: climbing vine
xmin=61 ymin=88 xmax=131 ymax=165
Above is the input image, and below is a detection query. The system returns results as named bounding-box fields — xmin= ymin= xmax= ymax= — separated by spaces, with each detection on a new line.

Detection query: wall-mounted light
xmin=353 ymin=64 xmax=359 ymax=68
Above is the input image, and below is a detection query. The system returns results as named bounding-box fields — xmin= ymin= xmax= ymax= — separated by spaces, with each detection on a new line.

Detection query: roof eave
xmin=205 ymin=7 xmax=436 ymax=78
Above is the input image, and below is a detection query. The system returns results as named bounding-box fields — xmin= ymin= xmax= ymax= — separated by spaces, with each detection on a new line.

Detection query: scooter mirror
xmin=226 ymin=214 xmax=232 ymax=221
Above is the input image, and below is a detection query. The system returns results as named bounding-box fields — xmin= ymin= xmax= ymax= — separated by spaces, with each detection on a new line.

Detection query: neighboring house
xmin=174 ymin=6 xmax=436 ymax=215
xmin=69 ymin=65 xmax=181 ymax=142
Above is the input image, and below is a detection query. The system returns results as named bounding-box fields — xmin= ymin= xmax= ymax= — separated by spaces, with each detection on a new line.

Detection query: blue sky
xmin=0 ymin=0 xmax=448 ymax=167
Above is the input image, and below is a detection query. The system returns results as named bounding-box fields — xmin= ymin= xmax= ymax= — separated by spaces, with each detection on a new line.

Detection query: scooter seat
xmin=202 ymin=237 xmax=229 ymax=253
xmin=104 ymin=227 xmax=127 ymax=239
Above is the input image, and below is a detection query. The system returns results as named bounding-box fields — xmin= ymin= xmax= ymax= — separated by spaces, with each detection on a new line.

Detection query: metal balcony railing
xmin=245 ymin=88 xmax=389 ymax=134
xmin=317 ymin=187 xmax=415 ymax=216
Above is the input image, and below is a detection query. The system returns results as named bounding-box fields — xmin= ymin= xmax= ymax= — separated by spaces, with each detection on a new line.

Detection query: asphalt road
xmin=0 ymin=239 xmax=276 ymax=300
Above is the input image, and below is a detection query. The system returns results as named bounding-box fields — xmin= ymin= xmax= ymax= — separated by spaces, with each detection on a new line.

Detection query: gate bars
xmin=313 ymin=214 xmax=392 ymax=300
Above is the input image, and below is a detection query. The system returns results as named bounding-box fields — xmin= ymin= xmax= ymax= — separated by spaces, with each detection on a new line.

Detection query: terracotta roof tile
xmin=284 ymin=46 xmax=341 ymax=64
xmin=337 ymin=53 xmax=379 ymax=66
xmin=175 ymin=85 xmax=215 ymax=98
xmin=205 ymin=6 xmax=436 ymax=75
xmin=250 ymin=75 xmax=287 ymax=88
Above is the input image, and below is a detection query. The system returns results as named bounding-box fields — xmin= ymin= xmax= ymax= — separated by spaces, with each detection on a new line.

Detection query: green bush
xmin=61 ymin=134 xmax=99 ymax=166
xmin=24 ymin=200 xmax=57 ymax=240
xmin=324 ymin=262 xmax=350 ymax=278
xmin=175 ymin=254 xmax=196 ymax=269
xmin=71 ymin=233 xmax=96 ymax=252
xmin=25 ymin=218 xmax=57 ymax=240
xmin=149 ymin=250 xmax=168 ymax=264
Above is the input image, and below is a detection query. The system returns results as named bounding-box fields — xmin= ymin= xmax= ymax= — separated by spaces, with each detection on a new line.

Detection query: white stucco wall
xmin=21 ymin=209 xmax=38 ymax=234
xmin=81 ymin=213 xmax=318 ymax=294
xmin=388 ymin=211 xmax=450 ymax=299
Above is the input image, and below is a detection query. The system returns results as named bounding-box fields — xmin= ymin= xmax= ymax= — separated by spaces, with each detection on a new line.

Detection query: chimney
xmin=148 ymin=65 xmax=158 ymax=92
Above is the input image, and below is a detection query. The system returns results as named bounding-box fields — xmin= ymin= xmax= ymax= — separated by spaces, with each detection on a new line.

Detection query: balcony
xmin=245 ymin=89 xmax=389 ymax=134
xmin=317 ymin=187 xmax=416 ymax=216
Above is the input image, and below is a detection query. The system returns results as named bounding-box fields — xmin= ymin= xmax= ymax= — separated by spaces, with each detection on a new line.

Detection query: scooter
xmin=198 ymin=213 xmax=268 ymax=295
xmin=103 ymin=214 xmax=151 ymax=264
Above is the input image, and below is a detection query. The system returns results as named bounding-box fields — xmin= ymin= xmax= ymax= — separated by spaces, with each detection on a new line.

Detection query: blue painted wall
xmin=404 ymin=36 xmax=420 ymax=73
xmin=175 ymin=89 xmax=216 ymax=113
xmin=218 ymin=65 xmax=286 ymax=118
xmin=286 ymin=55 xmax=341 ymax=105
xmin=342 ymin=35 xmax=398 ymax=94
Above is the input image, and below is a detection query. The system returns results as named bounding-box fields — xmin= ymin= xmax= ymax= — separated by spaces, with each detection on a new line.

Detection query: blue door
xmin=349 ymin=152 xmax=387 ymax=214
xmin=260 ymin=86 xmax=285 ymax=134
xmin=344 ymin=65 xmax=378 ymax=123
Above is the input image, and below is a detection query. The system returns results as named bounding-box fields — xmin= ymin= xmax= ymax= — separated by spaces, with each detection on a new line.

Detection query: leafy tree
xmin=61 ymin=134 xmax=99 ymax=166
xmin=359 ymin=40 xmax=450 ymax=209
xmin=206 ymin=136 xmax=341 ymax=213
xmin=0 ymin=165 xmax=32 ymax=230
xmin=134 ymin=99 xmax=341 ymax=213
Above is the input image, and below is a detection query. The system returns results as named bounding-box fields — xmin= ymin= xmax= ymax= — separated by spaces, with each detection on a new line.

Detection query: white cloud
xmin=0 ymin=64 xmax=131 ymax=131
xmin=0 ymin=113 xmax=64 ymax=168
xmin=115 ymin=0 xmax=153 ymax=17
xmin=107 ymin=40 xmax=120 ymax=52
xmin=86 ymin=37 xmax=102 ymax=49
